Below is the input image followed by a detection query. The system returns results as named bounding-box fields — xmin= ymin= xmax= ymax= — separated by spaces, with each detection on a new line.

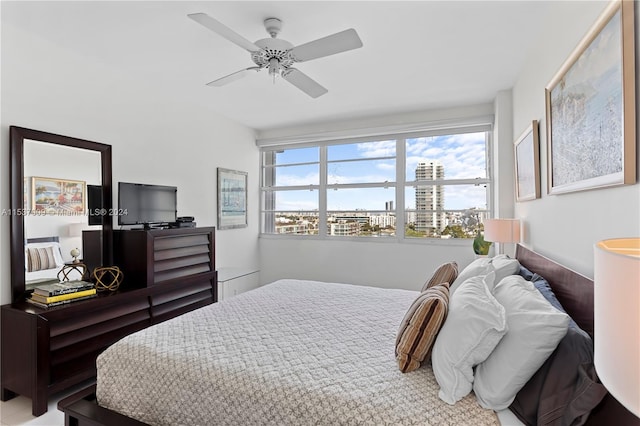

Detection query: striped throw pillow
xmin=396 ymin=282 xmax=450 ymax=373
xmin=421 ymin=261 xmax=458 ymax=292
xmin=27 ymin=246 xmax=57 ymax=272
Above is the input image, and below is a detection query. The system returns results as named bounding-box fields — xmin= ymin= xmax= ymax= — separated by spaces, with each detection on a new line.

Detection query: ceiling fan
xmin=188 ymin=13 xmax=363 ymax=98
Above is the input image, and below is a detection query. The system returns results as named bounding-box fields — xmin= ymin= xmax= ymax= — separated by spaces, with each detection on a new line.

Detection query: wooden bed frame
xmin=26 ymin=236 xmax=60 ymax=244
xmin=58 ymin=245 xmax=639 ymax=426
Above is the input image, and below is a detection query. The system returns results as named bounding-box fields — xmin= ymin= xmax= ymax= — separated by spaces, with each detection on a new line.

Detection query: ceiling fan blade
xmin=188 ymin=13 xmax=260 ymax=53
xmin=206 ymin=67 xmax=261 ymax=87
xmin=281 ymin=68 xmax=328 ymax=98
xmin=290 ymin=29 xmax=363 ymax=62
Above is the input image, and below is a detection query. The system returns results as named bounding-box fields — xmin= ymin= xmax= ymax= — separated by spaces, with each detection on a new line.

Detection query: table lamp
xmin=594 ymin=238 xmax=640 ymax=417
xmin=67 ymin=222 xmax=84 ymax=237
xmin=483 ymin=218 xmax=521 ymax=255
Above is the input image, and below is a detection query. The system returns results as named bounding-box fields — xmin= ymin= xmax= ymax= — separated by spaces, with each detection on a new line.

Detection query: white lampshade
xmin=594 ymin=238 xmax=640 ymax=417
xmin=483 ymin=219 xmax=521 ymax=243
xmin=67 ymin=223 xmax=84 ymax=237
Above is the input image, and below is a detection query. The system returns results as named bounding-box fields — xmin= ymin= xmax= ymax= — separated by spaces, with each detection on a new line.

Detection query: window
xmin=404 ymin=132 xmax=490 ymax=239
xmin=261 ymin=126 xmax=491 ymax=240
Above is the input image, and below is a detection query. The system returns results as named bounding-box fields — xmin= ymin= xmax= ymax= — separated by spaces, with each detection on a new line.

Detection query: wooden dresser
xmin=1 ymin=227 xmax=217 ymax=416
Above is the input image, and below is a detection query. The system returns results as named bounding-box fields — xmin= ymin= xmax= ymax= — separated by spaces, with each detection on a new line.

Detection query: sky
xmin=270 ymin=132 xmax=488 ymax=211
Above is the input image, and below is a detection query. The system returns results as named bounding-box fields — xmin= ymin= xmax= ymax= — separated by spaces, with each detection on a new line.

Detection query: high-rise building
xmin=415 ymin=160 xmax=445 ymax=234
xmin=385 ymin=201 xmax=394 ymax=211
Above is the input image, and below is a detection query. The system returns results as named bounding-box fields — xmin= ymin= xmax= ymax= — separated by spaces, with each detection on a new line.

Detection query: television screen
xmin=87 ymin=185 xmax=103 ymax=226
xmin=118 ymin=182 xmax=177 ymax=226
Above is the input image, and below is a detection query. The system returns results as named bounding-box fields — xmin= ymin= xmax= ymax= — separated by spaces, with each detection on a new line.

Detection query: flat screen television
xmin=87 ymin=184 xmax=103 ymax=226
xmin=118 ymin=182 xmax=177 ymax=228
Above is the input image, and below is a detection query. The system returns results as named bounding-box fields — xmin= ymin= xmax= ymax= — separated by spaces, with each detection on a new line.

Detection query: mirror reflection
xmin=23 ymin=140 xmax=102 ymax=290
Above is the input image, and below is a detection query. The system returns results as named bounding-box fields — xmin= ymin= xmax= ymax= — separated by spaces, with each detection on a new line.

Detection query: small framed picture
xmin=514 ymin=121 xmax=541 ymax=202
xmin=217 ymin=168 xmax=248 ymax=230
xmin=32 ymin=177 xmax=86 ymax=214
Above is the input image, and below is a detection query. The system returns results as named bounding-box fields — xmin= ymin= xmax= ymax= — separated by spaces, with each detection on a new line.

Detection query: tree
xmin=441 ymin=225 xmax=466 ymax=238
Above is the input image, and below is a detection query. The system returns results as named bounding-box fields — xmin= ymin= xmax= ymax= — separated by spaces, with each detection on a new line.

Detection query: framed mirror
xmin=10 ymin=126 xmax=113 ymax=303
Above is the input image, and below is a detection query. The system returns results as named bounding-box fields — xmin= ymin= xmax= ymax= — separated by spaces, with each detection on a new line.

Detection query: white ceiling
xmin=3 ymin=1 xmax=551 ymax=132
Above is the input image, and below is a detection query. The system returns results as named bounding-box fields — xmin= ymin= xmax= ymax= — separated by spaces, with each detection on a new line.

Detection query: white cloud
xmin=355 ymin=140 xmax=396 ymax=158
xmin=406 ymin=133 xmax=486 ymax=179
xmin=276 ymin=172 xmax=319 ymax=186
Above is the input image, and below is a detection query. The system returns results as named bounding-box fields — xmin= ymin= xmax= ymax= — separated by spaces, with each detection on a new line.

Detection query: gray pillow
xmin=509 ymin=269 xmax=608 ymax=426
xmin=473 ymin=275 xmax=570 ymax=410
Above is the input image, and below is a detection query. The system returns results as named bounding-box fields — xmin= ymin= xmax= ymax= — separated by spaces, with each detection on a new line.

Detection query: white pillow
xmin=473 ymin=275 xmax=570 ymax=410
xmin=450 ymin=254 xmax=520 ymax=295
xmin=431 ymin=272 xmax=507 ymax=405
xmin=24 ymin=242 xmax=64 ymax=268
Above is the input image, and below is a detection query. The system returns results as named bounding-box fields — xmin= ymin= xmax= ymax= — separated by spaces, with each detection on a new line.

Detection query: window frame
xmin=260 ymin=125 xmax=493 ymax=243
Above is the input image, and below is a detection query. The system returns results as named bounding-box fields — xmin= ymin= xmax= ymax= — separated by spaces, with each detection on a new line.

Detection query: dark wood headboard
xmin=26 ymin=236 xmax=60 ymax=244
xmin=515 ymin=244 xmax=594 ymax=337
xmin=515 ymin=244 xmax=639 ymax=425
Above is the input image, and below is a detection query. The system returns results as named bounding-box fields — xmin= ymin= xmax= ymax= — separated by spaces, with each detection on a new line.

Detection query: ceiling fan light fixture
xmin=268 ymin=57 xmax=280 ymax=76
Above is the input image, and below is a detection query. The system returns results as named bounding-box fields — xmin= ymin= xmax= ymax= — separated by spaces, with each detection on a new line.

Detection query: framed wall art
xmin=217 ymin=168 xmax=248 ymax=230
xmin=31 ymin=177 xmax=86 ymax=214
xmin=545 ymin=0 xmax=636 ymax=195
xmin=514 ymin=120 xmax=541 ymax=202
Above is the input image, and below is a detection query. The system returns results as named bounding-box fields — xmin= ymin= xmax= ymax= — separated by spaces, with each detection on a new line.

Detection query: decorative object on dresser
xmin=27 ymin=286 xmax=97 ymax=309
xmin=513 ymin=120 xmax=540 ymax=202
xmin=27 ymin=281 xmax=97 ymax=309
xmin=594 ymin=237 xmax=640 ymax=417
xmin=57 ymin=262 xmax=88 ymax=282
xmin=217 ymin=168 xmax=248 ymax=230
xmin=545 ymin=0 xmax=636 ymax=195
xmin=93 ymin=266 xmax=124 ymax=292
xmin=70 ymin=247 xmax=81 ymax=263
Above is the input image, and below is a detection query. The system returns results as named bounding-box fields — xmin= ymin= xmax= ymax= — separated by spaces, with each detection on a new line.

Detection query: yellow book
xmin=30 ymin=288 xmax=96 ymax=304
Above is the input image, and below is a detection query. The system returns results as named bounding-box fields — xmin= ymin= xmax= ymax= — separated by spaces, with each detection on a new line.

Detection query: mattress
xmin=96 ymin=279 xmax=500 ymax=425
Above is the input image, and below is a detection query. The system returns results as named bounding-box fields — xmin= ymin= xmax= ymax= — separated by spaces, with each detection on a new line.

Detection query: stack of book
xmin=27 ymin=280 xmax=96 ymax=309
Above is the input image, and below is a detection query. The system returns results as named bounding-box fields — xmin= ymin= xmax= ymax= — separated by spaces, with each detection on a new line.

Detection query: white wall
xmin=512 ymin=1 xmax=640 ymax=278
xmin=260 ymin=237 xmax=477 ymax=292
xmin=258 ymin=103 xmax=516 ymax=291
xmin=1 ymin=20 xmax=260 ymax=305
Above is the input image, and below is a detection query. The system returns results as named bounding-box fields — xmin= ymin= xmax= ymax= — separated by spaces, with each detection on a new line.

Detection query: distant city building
xmin=385 ymin=201 xmax=394 ymax=211
xmin=276 ymin=223 xmax=310 ymax=234
xmin=369 ymin=213 xmax=396 ymax=229
xmin=330 ymin=212 xmax=369 ymax=224
xmin=329 ymin=221 xmax=360 ymax=236
xmin=415 ymin=160 xmax=445 ymax=234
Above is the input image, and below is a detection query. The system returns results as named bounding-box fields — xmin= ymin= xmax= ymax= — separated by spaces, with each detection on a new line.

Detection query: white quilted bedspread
xmin=96 ymin=279 xmax=499 ymax=426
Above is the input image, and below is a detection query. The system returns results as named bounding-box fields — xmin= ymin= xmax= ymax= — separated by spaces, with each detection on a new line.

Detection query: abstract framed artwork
xmin=545 ymin=0 xmax=636 ymax=195
xmin=514 ymin=120 xmax=541 ymax=202
xmin=217 ymin=168 xmax=248 ymax=230
xmin=31 ymin=177 xmax=86 ymax=214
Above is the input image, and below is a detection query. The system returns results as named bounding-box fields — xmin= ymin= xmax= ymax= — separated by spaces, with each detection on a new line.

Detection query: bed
xmin=24 ymin=237 xmax=66 ymax=290
xmin=58 ymin=245 xmax=638 ymax=425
